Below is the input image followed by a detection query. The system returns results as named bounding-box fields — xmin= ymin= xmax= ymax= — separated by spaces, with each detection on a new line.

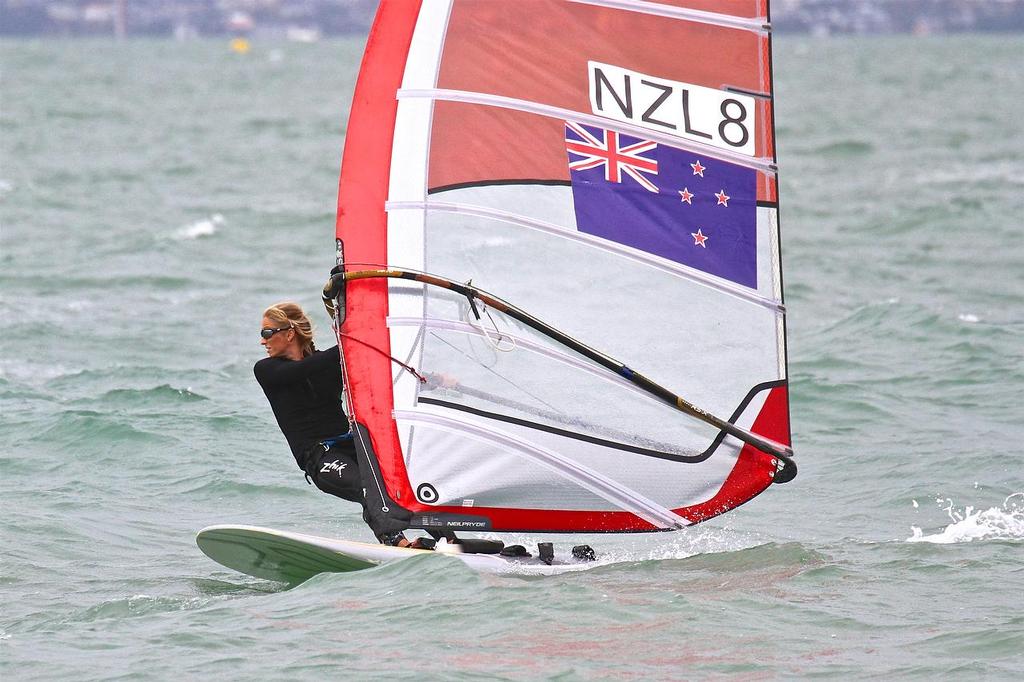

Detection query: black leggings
xmin=300 ymin=438 xmax=414 ymax=543
xmin=302 ymin=439 xmax=363 ymax=503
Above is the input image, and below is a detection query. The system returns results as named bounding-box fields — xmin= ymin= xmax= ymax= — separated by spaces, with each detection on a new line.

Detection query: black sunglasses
xmin=260 ymin=326 xmax=291 ymax=340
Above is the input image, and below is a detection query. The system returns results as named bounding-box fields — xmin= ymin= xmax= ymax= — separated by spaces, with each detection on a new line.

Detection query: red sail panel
xmin=675 ymin=384 xmax=789 ymax=523
xmin=428 ymin=103 xmax=569 ymax=191
xmin=429 ymin=0 xmax=777 ymax=201
xmin=437 ymin=1 xmax=764 ymax=99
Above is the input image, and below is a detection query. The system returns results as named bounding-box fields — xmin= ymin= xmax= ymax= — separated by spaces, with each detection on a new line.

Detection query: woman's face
xmin=260 ymin=316 xmax=295 ymax=358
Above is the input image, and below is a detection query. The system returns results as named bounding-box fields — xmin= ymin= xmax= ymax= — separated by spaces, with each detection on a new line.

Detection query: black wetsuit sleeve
xmin=253 ymin=345 xmax=340 ymax=389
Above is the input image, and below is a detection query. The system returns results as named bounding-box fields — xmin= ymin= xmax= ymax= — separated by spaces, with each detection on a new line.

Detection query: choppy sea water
xmin=1 ymin=35 xmax=1022 ymax=679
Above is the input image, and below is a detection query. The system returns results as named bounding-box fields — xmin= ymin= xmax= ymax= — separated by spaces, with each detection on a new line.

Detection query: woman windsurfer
xmin=253 ymin=302 xmax=431 ymax=549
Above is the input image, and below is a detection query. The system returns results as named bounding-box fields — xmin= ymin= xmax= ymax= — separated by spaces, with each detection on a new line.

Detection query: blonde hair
xmin=263 ymin=302 xmax=315 ymax=357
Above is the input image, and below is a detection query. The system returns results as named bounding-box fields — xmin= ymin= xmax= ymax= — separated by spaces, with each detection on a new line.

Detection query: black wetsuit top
xmin=254 ymin=345 xmax=350 ymax=468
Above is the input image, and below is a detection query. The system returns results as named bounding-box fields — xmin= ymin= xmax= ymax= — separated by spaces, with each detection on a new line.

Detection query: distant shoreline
xmin=3 ymin=0 xmax=1024 ymax=38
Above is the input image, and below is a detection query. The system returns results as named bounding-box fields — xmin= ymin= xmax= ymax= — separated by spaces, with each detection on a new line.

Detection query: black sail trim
xmin=416 ymin=380 xmax=785 ymax=465
xmin=428 ymin=179 xmax=572 ymax=194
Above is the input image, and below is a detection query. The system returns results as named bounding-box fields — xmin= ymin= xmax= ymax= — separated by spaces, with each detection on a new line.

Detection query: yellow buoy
xmin=229 ymin=38 xmax=250 ymax=54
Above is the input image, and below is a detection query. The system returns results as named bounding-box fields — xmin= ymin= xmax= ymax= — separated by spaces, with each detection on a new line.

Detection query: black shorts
xmin=302 ymin=438 xmax=362 ymax=503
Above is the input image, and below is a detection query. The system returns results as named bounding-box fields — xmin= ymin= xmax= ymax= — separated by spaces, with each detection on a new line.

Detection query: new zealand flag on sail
xmin=564 ymin=122 xmax=757 ymax=289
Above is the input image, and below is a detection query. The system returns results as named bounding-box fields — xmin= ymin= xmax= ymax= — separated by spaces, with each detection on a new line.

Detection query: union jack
xmin=565 ymin=122 xmax=659 ymax=193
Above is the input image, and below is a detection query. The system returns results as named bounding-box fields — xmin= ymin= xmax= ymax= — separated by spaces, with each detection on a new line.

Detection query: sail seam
xmin=566 ymin=0 xmax=769 ymax=33
xmin=385 ymin=199 xmax=784 ymax=311
xmin=397 ymin=88 xmax=777 ymax=174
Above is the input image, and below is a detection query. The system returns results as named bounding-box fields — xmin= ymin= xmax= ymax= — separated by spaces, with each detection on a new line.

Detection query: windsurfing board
xmin=196 ymin=525 xmax=593 ymax=582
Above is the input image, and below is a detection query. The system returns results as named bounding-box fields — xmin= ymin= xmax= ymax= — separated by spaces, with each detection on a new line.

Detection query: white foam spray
xmin=174 ymin=213 xmax=224 ymax=240
xmin=907 ymin=493 xmax=1024 ymax=544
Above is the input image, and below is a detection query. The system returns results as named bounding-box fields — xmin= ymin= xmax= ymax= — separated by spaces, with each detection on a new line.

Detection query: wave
xmin=67 ymin=595 xmax=208 ymax=623
xmin=907 ymin=494 xmax=1024 ymax=544
xmin=40 ymin=365 xmax=233 ymax=392
xmin=908 ymin=160 xmax=1024 ymax=187
xmin=173 ymin=214 xmax=224 ymax=240
xmin=95 ymin=384 xmax=209 ymax=407
xmin=812 ymin=140 xmax=873 ymax=156
xmin=175 ymin=478 xmax=303 ymax=498
xmin=0 ymin=273 xmax=194 ymax=290
xmin=799 ymin=300 xmax=1021 ymax=381
xmin=26 ymin=410 xmax=167 ymax=451
xmin=657 ymin=540 xmax=825 ymax=572
xmin=45 ymin=107 xmax=128 ymax=123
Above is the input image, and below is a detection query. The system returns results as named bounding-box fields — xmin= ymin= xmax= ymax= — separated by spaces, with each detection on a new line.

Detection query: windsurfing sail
xmin=332 ymin=0 xmax=794 ymax=535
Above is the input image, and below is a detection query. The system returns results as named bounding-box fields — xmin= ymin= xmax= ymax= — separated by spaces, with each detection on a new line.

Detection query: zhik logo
xmin=320 ymin=459 xmax=347 ymax=474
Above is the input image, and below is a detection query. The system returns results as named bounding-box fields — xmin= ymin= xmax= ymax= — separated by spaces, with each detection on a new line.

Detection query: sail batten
xmin=385 ymin=201 xmax=786 ymax=311
xmin=567 ymin=0 xmax=769 ymax=31
xmin=397 ymin=88 xmax=777 ymax=173
xmin=335 ymin=0 xmax=794 ymax=535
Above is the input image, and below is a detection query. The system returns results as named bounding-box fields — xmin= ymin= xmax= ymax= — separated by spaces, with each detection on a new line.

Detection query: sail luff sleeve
xmin=336 ymin=0 xmax=424 ymax=513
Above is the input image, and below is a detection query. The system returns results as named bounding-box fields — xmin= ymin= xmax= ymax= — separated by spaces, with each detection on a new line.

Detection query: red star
xmin=690 ymin=160 xmax=706 ymax=177
xmin=691 ymin=228 xmax=708 ymax=248
xmin=678 ymin=187 xmax=694 ymax=204
xmin=715 ymin=189 xmax=730 ymax=207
